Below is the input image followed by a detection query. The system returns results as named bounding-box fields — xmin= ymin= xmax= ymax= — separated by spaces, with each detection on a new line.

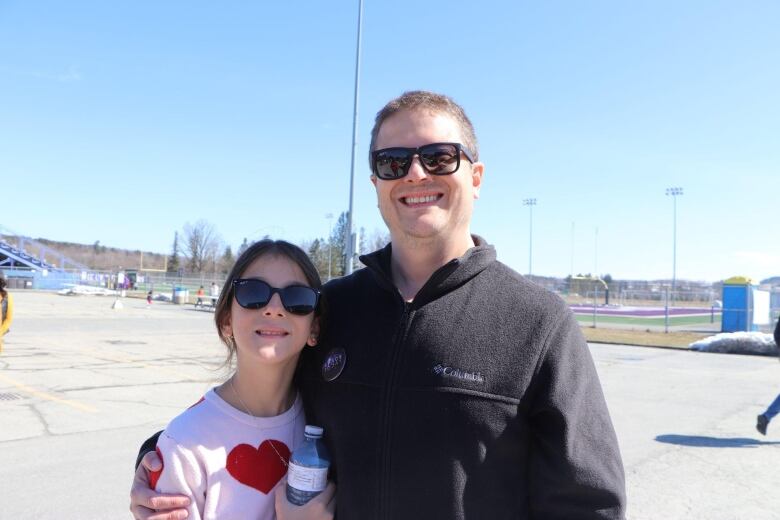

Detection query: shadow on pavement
xmin=656 ymin=434 xmax=780 ymax=447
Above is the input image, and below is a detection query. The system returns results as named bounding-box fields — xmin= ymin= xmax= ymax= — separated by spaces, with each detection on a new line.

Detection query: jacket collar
xmin=358 ymin=235 xmax=496 ymax=306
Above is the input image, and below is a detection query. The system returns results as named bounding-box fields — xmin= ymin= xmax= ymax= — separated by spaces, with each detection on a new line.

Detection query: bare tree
xmin=182 ymin=220 xmax=223 ymax=274
xmin=367 ymin=228 xmax=391 ymax=252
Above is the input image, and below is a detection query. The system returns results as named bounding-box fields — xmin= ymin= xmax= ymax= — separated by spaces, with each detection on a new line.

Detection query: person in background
xmin=195 ymin=286 xmax=205 ymax=308
xmin=0 ymin=273 xmax=14 ymax=354
xmin=210 ymin=282 xmax=219 ymax=307
xmin=756 ymin=314 xmax=780 ymax=435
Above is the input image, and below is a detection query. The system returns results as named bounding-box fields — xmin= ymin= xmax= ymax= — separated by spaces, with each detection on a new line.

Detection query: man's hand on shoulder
xmin=130 ymin=451 xmax=190 ymax=520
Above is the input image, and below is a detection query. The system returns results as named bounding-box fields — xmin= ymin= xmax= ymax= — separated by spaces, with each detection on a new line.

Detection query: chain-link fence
xmin=563 ymin=286 xmax=779 ymax=334
xmin=0 ymin=266 xmax=227 ymax=305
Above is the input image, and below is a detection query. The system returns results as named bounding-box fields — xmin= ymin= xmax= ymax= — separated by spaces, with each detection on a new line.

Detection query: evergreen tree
xmin=306 ymin=239 xmax=330 ymax=281
xmin=220 ymin=245 xmax=234 ymax=274
xmin=237 ymin=238 xmax=250 ymax=257
xmin=168 ymin=232 xmax=180 ymax=273
xmin=330 ymin=212 xmax=349 ymax=277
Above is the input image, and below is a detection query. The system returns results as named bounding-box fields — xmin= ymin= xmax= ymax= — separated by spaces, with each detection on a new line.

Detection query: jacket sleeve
xmin=527 ymin=309 xmax=626 ymax=519
xmin=135 ymin=431 xmax=163 ymax=470
xmin=0 ymin=293 xmax=13 ymax=335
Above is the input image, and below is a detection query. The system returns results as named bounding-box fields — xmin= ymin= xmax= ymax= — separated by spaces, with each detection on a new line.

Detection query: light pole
xmin=325 ymin=213 xmax=334 ymax=281
xmin=594 ymin=226 xmax=599 ymax=277
xmin=523 ymin=198 xmax=536 ymax=276
xmin=570 ymin=221 xmax=575 ymax=279
xmin=344 ymin=0 xmax=364 ymax=276
xmin=665 ymin=187 xmax=683 ymax=307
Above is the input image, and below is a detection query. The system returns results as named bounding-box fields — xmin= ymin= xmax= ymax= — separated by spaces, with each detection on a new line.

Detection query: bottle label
xmin=287 ymin=462 xmax=328 ymax=492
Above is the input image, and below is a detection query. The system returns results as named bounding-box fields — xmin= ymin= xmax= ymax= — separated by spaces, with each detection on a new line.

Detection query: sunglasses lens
xmin=280 ymin=286 xmax=319 ymax=315
xmin=234 ymin=279 xmax=318 ymax=315
xmin=419 ymin=143 xmax=460 ymax=174
xmin=234 ymin=280 xmax=271 ymax=309
xmin=374 ymin=148 xmax=410 ymax=179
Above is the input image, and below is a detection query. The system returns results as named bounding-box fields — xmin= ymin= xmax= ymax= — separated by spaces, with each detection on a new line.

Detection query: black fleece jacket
xmin=296 ymin=237 xmax=626 ymax=519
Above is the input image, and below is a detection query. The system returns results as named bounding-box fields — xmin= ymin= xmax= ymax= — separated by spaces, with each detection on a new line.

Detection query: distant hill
xmin=35 ymin=238 xmax=167 ymax=272
xmin=760 ymin=276 xmax=780 ymax=286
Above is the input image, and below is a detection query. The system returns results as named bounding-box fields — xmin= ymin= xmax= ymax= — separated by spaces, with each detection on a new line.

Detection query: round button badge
xmin=322 ymin=347 xmax=347 ymax=382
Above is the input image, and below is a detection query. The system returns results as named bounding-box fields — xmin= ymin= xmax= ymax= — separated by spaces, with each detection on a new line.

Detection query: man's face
xmin=371 ymin=109 xmax=484 ymax=245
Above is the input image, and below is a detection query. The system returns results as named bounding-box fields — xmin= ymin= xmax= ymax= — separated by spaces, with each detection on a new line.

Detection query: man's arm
xmin=130 ymin=432 xmax=191 ymax=520
xmin=135 ymin=431 xmax=162 ymax=470
xmin=527 ymin=309 xmax=626 ymax=519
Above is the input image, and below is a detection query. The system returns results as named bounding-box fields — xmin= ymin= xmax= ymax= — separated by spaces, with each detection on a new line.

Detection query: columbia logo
xmin=432 ymin=364 xmax=485 ymax=383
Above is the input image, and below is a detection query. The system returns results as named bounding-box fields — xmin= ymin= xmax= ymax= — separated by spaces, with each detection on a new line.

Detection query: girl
xmin=151 ymin=240 xmax=334 ymax=520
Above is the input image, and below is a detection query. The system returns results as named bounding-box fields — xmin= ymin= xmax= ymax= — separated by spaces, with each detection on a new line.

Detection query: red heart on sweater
xmin=226 ymin=440 xmax=290 ymax=494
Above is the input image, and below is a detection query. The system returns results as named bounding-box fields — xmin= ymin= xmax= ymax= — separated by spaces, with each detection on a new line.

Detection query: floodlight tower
xmin=523 ymin=198 xmax=537 ymax=276
xmin=344 ymin=0 xmax=364 ymax=275
xmin=665 ymin=187 xmax=683 ymax=305
xmin=325 ymin=213 xmax=334 ymax=281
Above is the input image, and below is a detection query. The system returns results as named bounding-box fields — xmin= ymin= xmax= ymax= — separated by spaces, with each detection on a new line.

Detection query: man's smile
xmin=399 ymin=192 xmax=444 ymax=206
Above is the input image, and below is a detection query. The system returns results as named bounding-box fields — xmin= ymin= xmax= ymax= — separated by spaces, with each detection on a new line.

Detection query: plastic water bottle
xmin=286 ymin=425 xmax=331 ymax=505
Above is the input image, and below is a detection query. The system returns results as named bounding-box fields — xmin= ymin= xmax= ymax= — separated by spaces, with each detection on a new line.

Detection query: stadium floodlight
xmin=523 ymin=198 xmax=537 ymax=276
xmin=344 ymin=0 xmax=364 ymax=276
xmin=665 ymin=187 xmax=684 ymax=309
xmin=325 ymin=213 xmax=334 ymax=281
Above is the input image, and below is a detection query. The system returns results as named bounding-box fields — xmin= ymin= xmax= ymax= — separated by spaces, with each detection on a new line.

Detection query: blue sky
xmin=1 ymin=1 xmax=778 ymax=282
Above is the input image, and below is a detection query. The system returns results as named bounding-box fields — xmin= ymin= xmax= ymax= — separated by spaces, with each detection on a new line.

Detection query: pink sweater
xmin=154 ymin=389 xmax=305 ymax=520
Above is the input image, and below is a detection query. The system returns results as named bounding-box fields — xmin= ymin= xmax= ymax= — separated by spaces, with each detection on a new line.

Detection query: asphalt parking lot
xmin=1 ymin=291 xmax=778 ymax=519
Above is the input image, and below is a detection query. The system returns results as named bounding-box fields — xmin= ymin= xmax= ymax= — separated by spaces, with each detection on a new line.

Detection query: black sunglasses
xmin=232 ymin=279 xmax=319 ymax=315
xmin=371 ymin=142 xmax=475 ymax=180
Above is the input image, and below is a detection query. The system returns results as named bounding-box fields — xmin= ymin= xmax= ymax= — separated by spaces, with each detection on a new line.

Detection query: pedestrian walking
xmin=756 ymin=314 xmax=780 ymax=435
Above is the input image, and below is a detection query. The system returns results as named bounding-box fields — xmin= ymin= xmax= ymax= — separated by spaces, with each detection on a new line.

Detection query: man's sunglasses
xmin=371 ymin=142 xmax=475 ymax=180
xmin=232 ymin=279 xmax=319 ymax=316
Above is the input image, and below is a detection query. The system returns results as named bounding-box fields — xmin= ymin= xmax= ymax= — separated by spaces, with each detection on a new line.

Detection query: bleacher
xmin=0 ymin=238 xmax=57 ymax=270
xmin=0 ymin=230 xmax=88 ymax=272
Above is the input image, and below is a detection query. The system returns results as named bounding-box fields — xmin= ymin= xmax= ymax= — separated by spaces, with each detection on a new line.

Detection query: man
xmin=131 ymin=91 xmax=626 ymax=519
xmin=756 ymin=314 xmax=780 ymax=435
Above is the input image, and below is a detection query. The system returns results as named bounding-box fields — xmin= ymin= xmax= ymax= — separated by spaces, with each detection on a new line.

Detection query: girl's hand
xmin=274 ymin=477 xmax=336 ymax=520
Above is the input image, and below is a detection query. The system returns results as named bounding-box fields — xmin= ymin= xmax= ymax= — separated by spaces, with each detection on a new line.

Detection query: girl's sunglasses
xmin=371 ymin=142 xmax=475 ymax=180
xmin=232 ymin=279 xmax=319 ymax=315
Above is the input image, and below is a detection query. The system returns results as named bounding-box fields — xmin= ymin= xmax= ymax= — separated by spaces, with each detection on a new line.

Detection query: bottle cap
xmin=304 ymin=425 xmax=324 ymax=437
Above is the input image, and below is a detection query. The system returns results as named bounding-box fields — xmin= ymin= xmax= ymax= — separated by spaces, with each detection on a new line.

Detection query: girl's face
xmin=224 ymin=254 xmax=318 ymax=368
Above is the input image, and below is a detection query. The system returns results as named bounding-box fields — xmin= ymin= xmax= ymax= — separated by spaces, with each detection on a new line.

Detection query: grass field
xmin=579 ymin=327 xmax=709 ymax=348
xmin=574 ymin=313 xmax=720 ymax=327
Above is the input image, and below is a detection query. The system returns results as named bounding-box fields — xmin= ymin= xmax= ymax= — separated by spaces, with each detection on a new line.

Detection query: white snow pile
xmin=58 ymin=285 xmax=118 ymax=296
xmin=689 ymin=331 xmax=779 ymax=356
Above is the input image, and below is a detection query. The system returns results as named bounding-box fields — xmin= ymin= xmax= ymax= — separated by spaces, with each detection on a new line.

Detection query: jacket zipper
xmin=378 ymin=301 xmax=413 ymax=520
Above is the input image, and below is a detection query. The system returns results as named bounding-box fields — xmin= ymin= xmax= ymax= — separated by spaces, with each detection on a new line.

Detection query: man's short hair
xmin=368 ymin=90 xmax=479 ymax=168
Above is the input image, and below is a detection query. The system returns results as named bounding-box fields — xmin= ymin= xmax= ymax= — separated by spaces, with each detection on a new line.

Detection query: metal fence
xmin=566 ymin=288 xmax=779 ymax=334
xmin=0 ymin=266 xmax=227 ymax=304
xmin=4 ymin=265 xmax=779 ymax=331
